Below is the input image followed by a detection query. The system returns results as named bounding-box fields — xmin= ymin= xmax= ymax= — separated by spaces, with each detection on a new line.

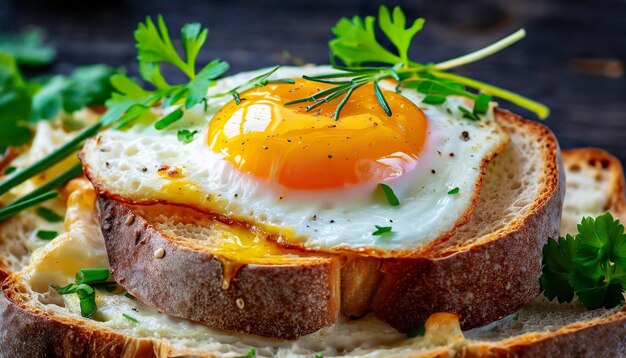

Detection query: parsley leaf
xmin=0 ymin=28 xmax=55 ymax=66
xmin=540 ymin=236 xmax=577 ymax=303
xmin=540 ymin=213 xmax=626 ymax=309
xmin=329 ymin=15 xmax=401 ymax=66
xmin=378 ymin=6 xmax=424 ymax=66
xmin=32 ymin=65 xmax=119 ymax=120
xmin=127 ymin=15 xmax=229 ymax=130
xmin=0 ymin=52 xmax=33 ymax=151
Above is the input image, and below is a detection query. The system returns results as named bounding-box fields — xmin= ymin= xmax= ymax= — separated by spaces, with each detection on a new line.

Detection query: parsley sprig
xmin=540 ymin=213 xmax=626 ymax=309
xmin=289 ymin=6 xmax=549 ymax=120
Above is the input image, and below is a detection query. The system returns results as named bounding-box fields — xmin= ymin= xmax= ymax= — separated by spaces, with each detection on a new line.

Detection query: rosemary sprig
xmin=290 ymin=7 xmax=549 ymax=120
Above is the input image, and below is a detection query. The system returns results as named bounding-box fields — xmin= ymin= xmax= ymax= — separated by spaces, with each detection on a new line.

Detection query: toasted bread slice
xmin=0 ymin=147 xmax=623 ymax=357
xmin=98 ymin=198 xmax=340 ymax=339
xmin=93 ymin=109 xmax=562 ymax=338
xmin=372 ymin=109 xmax=564 ymax=331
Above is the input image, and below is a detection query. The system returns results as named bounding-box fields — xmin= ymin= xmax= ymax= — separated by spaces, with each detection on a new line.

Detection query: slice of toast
xmin=93 ymin=109 xmax=563 ymax=337
xmin=0 ymin=147 xmax=623 ymax=357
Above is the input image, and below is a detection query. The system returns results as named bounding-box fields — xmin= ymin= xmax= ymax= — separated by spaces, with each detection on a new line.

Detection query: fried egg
xmin=81 ymin=66 xmax=508 ymax=256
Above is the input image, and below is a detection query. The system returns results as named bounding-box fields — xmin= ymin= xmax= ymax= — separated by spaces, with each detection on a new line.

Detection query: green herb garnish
xmin=0 ymin=28 xmax=55 ymax=66
xmin=52 ymin=267 xmax=111 ymax=318
xmin=36 ymin=207 xmax=64 ymax=222
xmin=540 ymin=213 xmax=626 ymax=309
xmin=372 ymin=225 xmax=393 ymax=236
xmin=177 ymin=129 xmax=199 ymax=143
xmin=122 ymin=313 xmax=138 ymax=323
xmin=290 ymin=6 xmax=548 ymax=120
xmin=236 ymin=348 xmax=256 ymax=358
xmin=447 ymin=187 xmax=460 ymax=195
xmin=4 ymin=166 xmax=16 ymax=175
xmin=379 ymin=183 xmax=400 ymax=206
xmin=406 ymin=322 xmax=426 ymax=338
xmin=32 ymin=64 xmax=118 ymax=120
xmin=124 ymin=292 xmax=136 ymax=300
xmin=35 ymin=230 xmax=58 ymax=240
xmin=76 ymin=268 xmax=110 ymax=284
xmin=0 ymin=191 xmax=58 ymax=222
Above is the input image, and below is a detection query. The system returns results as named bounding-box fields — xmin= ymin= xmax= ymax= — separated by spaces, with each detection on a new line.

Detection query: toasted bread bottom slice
xmin=0 ymin=147 xmax=624 ymax=357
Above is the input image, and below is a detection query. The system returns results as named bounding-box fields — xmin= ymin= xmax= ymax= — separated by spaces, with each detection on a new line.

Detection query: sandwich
xmin=0 ymin=6 xmax=624 ymax=357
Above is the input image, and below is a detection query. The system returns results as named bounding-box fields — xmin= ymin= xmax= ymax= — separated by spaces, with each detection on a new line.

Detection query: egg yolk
xmin=207 ymin=79 xmax=428 ymax=190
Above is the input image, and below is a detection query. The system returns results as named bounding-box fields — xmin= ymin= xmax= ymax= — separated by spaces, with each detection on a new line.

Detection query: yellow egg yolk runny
xmin=207 ymin=79 xmax=428 ymax=190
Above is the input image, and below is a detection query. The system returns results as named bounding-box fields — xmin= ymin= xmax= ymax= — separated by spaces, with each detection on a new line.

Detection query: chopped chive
xmin=231 ymin=90 xmax=241 ymax=104
xmin=36 ymin=207 xmax=64 ymax=223
xmin=0 ymin=191 xmax=59 ymax=222
xmin=154 ymin=108 xmax=184 ymax=130
xmin=447 ymin=187 xmax=460 ymax=195
xmin=76 ymin=268 xmax=109 ymax=284
xmin=4 ymin=166 xmax=16 ymax=175
xmin=11 ymin=163 xmax=83 ymax=207
xmin=407 ymin=322 xmax=426 ymax=338
xmin=373 ymin=81 xmax=392 ymax=116
xmin=75 ymin=284 xmax=97 ymax=317
xmin=122 ymin=313 xmax=138 ymax=323
xmin=473 ymin=93 xmax=491 ymax=115
xmin=458 ymin=106 xmax=480 ymax=121
xmin=422 ymin=95 xmax=446 ymax=105
xmin=52 ymin=283 xmax=76 ymax=295
xmin=0 ymin=122 xmax=100 ymax=197
xmin=372 ymin=225 xmax=392 ymax=236
xmin=124 ymin=292 xmax=136 ymax=300
xmin=378 ymin=183 xmax=400 ymax=206
xmin=36 ymin=230 xmax=58 ymax=240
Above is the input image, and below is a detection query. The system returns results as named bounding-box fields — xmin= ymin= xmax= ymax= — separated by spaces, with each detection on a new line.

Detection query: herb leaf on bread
xmin=541 ymin=213 xmax=626 ymax=309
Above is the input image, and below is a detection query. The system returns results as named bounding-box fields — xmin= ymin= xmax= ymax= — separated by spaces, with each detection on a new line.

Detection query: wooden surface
xmin=2 ymin=0 xmax=625 ymax=162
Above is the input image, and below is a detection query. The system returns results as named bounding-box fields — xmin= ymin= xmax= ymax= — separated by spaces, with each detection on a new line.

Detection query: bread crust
xmin=372 ymin=110 xmax=565 ymax=332
xmin=464 ymin=307 xmax=626 ymax=357
xmin=0 ymin=273 xmax=160 ymax=358
xmin=98 ymin=196 xmax=341 ymax=340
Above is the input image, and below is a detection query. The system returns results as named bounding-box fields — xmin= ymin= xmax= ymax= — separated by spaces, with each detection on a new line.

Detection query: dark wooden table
xmin=3 ymin=0 xmax=625 ymax=162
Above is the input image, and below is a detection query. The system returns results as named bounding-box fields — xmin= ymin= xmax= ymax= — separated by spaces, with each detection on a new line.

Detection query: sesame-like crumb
xmin=154 ymin=248 xmax=165 ymax=259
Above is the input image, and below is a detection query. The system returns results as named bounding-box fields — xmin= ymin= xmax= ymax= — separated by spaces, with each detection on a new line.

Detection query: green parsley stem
xmin=10 ymin=163 xmax=83 ymax=206
xmin=431 ymin=70 xmax=550 ymax=119
xmin=434 ymin=29 xmax=526 ymax=71
xmin=0 ymin=122 xmax=101 ymax=197
xmin=0 ymin=191 xmax=58 ymax=221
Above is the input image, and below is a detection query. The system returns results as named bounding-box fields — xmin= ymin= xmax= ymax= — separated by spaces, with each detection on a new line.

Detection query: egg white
xmin=81 ymin=66 xmax=508 ymax=255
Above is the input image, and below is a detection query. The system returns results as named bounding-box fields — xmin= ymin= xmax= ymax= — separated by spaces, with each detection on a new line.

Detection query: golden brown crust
xmin=464 ymin=308 xmax=626 ymax=357
xmin=371 ymin=110 xmax=565 ymax=332
xmin=98 ymin=196 xmax=341 ymax=340
xmin=562 ymin=147 xmax=626 ymax=215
